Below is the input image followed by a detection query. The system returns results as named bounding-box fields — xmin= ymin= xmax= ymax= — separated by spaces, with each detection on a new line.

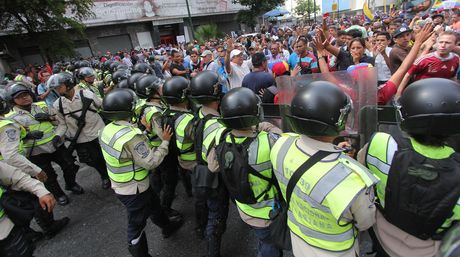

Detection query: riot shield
xmin=276 ymin=67 xmax=378 ymax=146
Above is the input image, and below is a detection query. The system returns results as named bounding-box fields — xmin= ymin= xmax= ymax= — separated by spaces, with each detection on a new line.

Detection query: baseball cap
xmin=392 ymin=26 xmax=413 ymax=38
xmin=200 ymin=50 xmax=212 ymax=57
xmin=272 ymin=61 xmax=290 ymax=77
xmin=230 ymin=49 xmax=243 ymax=59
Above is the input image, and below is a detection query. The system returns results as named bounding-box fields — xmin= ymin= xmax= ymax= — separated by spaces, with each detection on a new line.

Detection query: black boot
xmin=162 ymin=217 xmax=184 ymax=238
xmin=35 ymin=209 xmax=70 ymax=239
xmin=65 ymin=183 xmax=84 ymax=194
xmin=0 ymin=226 xmax=34 ymax=257
xmin=128 ymin=233 xmax=152 ymax=257
xmin=23 ymin=227 xmax=43 ymax=243
xmin=101 ymin=178 xmax=111 ymax=189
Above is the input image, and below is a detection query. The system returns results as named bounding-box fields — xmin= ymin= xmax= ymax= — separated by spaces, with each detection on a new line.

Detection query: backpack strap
xmin=390 ymin=130 xmax=412 ymax=151
xmin=194 ymin=114 xmax=216 ymax=165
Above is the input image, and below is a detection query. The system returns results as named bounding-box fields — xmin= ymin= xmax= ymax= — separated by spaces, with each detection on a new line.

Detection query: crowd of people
xmin=2 ymin=4 xmax=460 ymax=257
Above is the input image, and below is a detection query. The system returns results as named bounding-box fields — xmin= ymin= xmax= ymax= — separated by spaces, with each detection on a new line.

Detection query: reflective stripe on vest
xmin=6 ymin=103 xmax=56 ymax=149
xmin=134 ymin=99 xmax=147 ymax=117
xmin=0 ymin=187 xmax=4 ymax=218
xmin=99 ymin=123 xmax=149 ymax=183
xmin=144 ymin=105 xmax=162 ymax=147
xmin=215 ymin=128 xmax=277 ymax=220
xmin=271 ymin=134 xmax=378 ymax=251
xmin=201 ymin=119 xmax=222 ymax=162
xmin=0 ymin=120 xmax=26 ymax=161
xmin=366 ymin=132 xmax=460 ymax=232
xmin=174 ymin=113 xmax=196 ymax=161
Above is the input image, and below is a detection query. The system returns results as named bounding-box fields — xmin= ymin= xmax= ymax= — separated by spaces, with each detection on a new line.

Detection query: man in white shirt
xmin=201 ymin=50 xmax=217 ymax=72
xmin=224 ymin=39 xmax=251 ymax=89
xmin=372 ymin=31 xmax=393 ymax=85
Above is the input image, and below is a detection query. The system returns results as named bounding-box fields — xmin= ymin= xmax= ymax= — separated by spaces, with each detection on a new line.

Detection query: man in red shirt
xmin=397 ymin=31 xmax=459 ymax=96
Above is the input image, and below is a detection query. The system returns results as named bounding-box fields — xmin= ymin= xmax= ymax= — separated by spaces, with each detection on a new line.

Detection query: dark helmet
xmin=116 ymin=64 xmax=129 ymax=71
xmin=109 ymin=62 xmax=120 ymax=73
xmin=132 ymin=63 xmax=153 ymax=74
xmin=91 ymin=60 xmax=100 ymax=69
xmin=101 ymin=88 xmax=138 ymax=121
xmin=397 ymin=78 xmax=460 ymax=136
xmin=77 ymin=67 xmax=96 ymax=80
xmin=135 ymin=75 xmax=163 ymax=99
xmin=112 ymin=69 xmax=131 ymax=84
xmin=162 ymin=76 xmax=190 ymax=104
xmin=286 ymin=81 xmax=352 ymax=136
xmin=7 ymin=82 xmax=32 ymax=100
xmin=190 ymin=71 xmax=223 ymax=104
xmin=102 ymin=60 xmax=113 ymax=72
xmin=79 ymin=60 xmax=91 ymax=68
xmin=0 ymin=89 xmax=10 ymax=115
xmin=115 ymin=79 xmax=130 ymax=89
xmin=127 ymin=73 xmax=145 ymax=90
xmin=219 ymin=87 xmax=262 ymax=129
xmin=52 ymin=65 xmax=61 ymax=74
xmin=47 ymin=72 xmax=76 ymax=90
xmin=66 ymin=64 xmax=75 ymax=72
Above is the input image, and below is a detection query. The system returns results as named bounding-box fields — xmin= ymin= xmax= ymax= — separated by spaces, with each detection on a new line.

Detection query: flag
xmin=363 ymin=1 xmax=374 ymax=22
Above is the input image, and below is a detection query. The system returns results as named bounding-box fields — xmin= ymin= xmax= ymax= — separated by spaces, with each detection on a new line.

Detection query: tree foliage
xmin=0 ymin=0 xmax=94 ymax=61
xmin=295 ymin=0 xmax=320 ymax=17
xmin=233 ymin=0 xmax=285 ymax=29
xmin=194 ymin=24 xmax=223 ymax=43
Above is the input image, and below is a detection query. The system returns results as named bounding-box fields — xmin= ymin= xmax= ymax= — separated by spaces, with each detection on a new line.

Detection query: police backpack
xmin=215 ymin=129 xmax=273 ymax=204
xmin=382 ymin=132 xmax=460 ymax=240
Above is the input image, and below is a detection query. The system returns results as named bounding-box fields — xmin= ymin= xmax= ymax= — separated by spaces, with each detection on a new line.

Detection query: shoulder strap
xmin=390 ymin=130 xmax=412 ymax=150
xmin=195 ymin=114 xmax=216 ymax=164
xmin=286 ymin=151 xmax=333 ymax=207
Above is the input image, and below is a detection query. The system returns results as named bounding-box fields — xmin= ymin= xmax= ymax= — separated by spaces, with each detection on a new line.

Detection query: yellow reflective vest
xmin=366 ymin=132 xmax=460 ymax=233
xmin=174 ymin=112 xmax=196 ymax=162
xmin=271 ymin=133 xmax=378 ymax=251
xmin=6 ymin=102 xmax=55 ymax=152
xmin=200 ymin=110 xmax=222 ymax=163
xmin=99 ymin=122 xmax=149 ymax=183
xmin=143 ymin=104 xmax=163 ymax=148
xmin=215 ymin=127 xmax=278 ymax=220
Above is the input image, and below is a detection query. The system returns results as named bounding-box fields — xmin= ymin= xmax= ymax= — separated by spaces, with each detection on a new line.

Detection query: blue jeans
xmin=253 ymin=226 xmax=282 ymax=257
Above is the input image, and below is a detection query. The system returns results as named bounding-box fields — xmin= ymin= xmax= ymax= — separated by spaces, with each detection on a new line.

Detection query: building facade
xmin=0 ymin=0 xmax=245 ymax=71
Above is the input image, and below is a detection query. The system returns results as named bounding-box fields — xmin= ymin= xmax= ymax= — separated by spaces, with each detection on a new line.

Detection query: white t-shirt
xmin=373 ymin=47 xmax=392 ymax=82
xmin=227 ymin=61 xmax=251 ymax=89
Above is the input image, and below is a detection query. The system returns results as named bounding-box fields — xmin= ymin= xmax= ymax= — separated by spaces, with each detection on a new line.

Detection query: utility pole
xmin=185 ymin=0 xmax=195 ymax=40
xmin=314 ymin=0 xmax=316 ymax=22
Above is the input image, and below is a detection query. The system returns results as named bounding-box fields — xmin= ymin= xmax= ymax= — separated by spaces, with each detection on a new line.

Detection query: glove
xmin=34 ymin=113 xmax=51 ymax=122
xmin=52 ymin=135 xmax=61 ymax=148
xmin=25 ymin=130 xmax=44 ymax=140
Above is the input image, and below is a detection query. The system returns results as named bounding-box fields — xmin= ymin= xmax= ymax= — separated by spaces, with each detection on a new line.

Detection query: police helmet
xmin=47 ymin=72 xmax=76 ymax=90
xmin=115 ymin=79 xmax=130 ymax=89
xmin=52 ymin=65 xmax=61 ymax=74
xmin=0 ymin=89 xmax=10 ymax=115
xmin=397 ymin=78 xmax=460 ymax=136
xmin=112 ymin=69 xmax=131 ymax=84
xmin=162 ymin=76 xmax=190 ymax=104
xmin=66 ymin=64 xmax=76 ymax=72
xmin=135 ymin=75 xmax=164 ymax=99
xmin=219 ymin=87 xmax=263 ymax=129
xmin=77 ymin=67 xmax=96 ymax=80
xmin=116 ymin=64 xmax=129 ymax=71
xmin=79 ymin=60 xmax=91 ymax=68
xmin=132 ymin=63 xmax=153 ymax=74
xmin=286 ymin=81 xmax=352 ymax=136
xmin=102 ymin=60 xmax=113 ymax=72
xmin=127 ymin=73 xmax=146 ymax=90
xmin=7 ymin=82 xmax=32 ymax=100
xmin=91 ymin=60 xmax=100 ymax=69
xmin=190 ymin=71 xmax=223 ymax=104
xmin=109 ymin=62 xmax=120 ymax=73
xmin=101 ymin=88 xmax=138 ymax=121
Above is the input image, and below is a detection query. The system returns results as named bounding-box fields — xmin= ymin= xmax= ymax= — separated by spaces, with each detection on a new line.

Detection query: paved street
xmin=34 ymin=164 xmax=372 ymax=257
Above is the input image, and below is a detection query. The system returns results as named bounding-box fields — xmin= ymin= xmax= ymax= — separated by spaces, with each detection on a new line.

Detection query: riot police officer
xmin=99 ymin=88 xmax=183 ymax=257
xmin=0 ymin=161 xmax=56 ymax=257
xmin=207 ymin=87 xmax=282 ymax=257
xmin=48 ymin=72 xmax=110 ymax=189
xmin=189 ymin=71 xmax=223 ymax=240
xmin=363 ymin=78 xmax=460 ymax=257
xmin=112 ymin=69 xmax=131 ymax=88
xmin=77 ymin=67 xmax=104 ymax=98
xmin=158 ymin=76 xmax=193 ymax=218
xmin=132 ymin=63 xmax=154 ymax=75
xmin=0 ymin=88 xmax=69 ymax=241
xmin=6 ymin=82 xmax=83 ymax=206
xmin=270 ymin=81 xmax=378 ymax=257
